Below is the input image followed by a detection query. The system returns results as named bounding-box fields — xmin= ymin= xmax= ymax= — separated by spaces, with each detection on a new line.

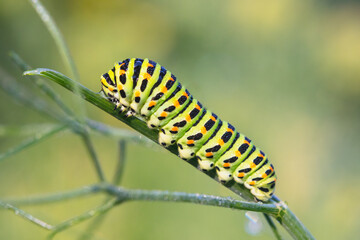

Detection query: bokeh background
xmin=1 ymin=0 xmax=359 ymax=239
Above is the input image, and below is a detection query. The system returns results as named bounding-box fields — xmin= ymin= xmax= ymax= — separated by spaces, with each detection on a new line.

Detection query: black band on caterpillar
xmin=100 ymin=58 xmax=277 ymax=201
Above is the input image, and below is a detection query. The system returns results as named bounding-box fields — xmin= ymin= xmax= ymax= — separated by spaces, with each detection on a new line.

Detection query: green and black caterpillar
xmin=100 ymin=58 xmax=276 ymax=201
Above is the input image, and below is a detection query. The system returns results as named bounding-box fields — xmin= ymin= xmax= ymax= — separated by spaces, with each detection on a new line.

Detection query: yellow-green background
xmin=1 ymin=0 xmax=359 ymax=239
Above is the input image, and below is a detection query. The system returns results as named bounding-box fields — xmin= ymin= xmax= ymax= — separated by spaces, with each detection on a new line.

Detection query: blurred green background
xmin=0 ymin=0 xmax=359 ymax=239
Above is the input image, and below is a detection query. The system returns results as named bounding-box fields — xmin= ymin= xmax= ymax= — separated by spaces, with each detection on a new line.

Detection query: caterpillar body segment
xmin=140 ymin=71 xmax=179 ymax=117
xmin=100 ymin=58 xmax=277 ymax=202
xmin=177 ymin=111 xmax=220 ymax=160
xmin=215 ymin=134 xmax=254 ymax=182
xmin=233 ymin=148 xmax=267 ymax=184
xmin=129 ymin=59 xmax=162 ymax=114
xmin=196 ymin=123 xmax=237 ymax=171
xmin=147 ymin=87 xmax=191 ymax=129
xmin=114 ymin=58 xmax=134 ymax=109
xmin=159 ymin=100 xmax=204 ymax=147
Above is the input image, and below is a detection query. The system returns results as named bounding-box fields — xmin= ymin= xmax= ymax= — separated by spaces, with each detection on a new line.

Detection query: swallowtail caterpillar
xmin=100 ymin=58 xmax=276 ymax=201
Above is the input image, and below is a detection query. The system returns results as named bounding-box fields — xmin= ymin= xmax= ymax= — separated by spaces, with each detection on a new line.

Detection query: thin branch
xmin=2 ymin=183 xmax=283 ymax=237
xmin=264 ymin=213 xmax=283 ymax=240
xmin=27 ymin=0 xmax=79 ymax=82
xmin=80 ymin=133 xmax=106 ymax=182
xmin=0 ymin=200 xmax=53 ymax=230
xmin=3 ymin=185 xmax=103 ymax=206
xmin=0 ymin=124 xmax=67 ymax=163
xmin=0 ymin=123 xmax=63 ymax=137
xmin=3 ymin=183 xmax=279 ymax=214
xmin=47 ymin=198 xmax=119 ymax=239
xmin=112 ymin=140 xmax=127 ymax=184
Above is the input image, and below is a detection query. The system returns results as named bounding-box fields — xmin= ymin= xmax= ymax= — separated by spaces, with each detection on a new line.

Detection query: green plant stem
xmin=47 ymin=198 xmax=119 ymax=239
xmin=264 ymin=213 xmax=283 ymax=240
xmin=112 ymin=140 xmax=127 ymax=184
xmin=28 ymin=0 xmax=79 ymax=82
xmin=2 ymin=183 xmax=282 ymax=238
xmin=24 ymin=68 xmax=315 ymax=240
xmin=2 ymin=183 xmax=279 ymax=215
xmin=80 ymin=133 xmax=106 ymax=182
xmin=0 ymin=124 xmax=67 ymax=163
xmin=0 ymin=200 xmax=53 ymax=230
xmin=4 ymin=185 xmax=104 ymax=206
xmin=0 ymin=124 xmax=65 ymax=137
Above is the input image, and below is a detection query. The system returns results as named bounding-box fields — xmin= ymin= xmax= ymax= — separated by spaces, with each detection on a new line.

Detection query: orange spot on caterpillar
xmin=187 ymin=140 xmax=194 ymax=145
xmin=218 ymin=139 xmax=224 ymax=146
xmin=148 ymin=101 xmax=156 ymax=107
xmin=201 ymin=126 xmax=207 ymax=134
xmin=183 ymin=92 xmax=189 ymax=98
xmin=227 ymin=128 xmax=234 ymax=134
xmin=169 ymin=77 xmax=175 ymax=81
xmin=143 ymin=73 xmax=152 ymax=80
xmin=171 ymin=126 xmax=178 ymax=132
xmin=249 ymin=181 xmax=255 ymax=186
xmin=108 ymin=86 xmax=114 ymax=91
xmin=270 ymin=166 xmax=274 ymax=172
xmin=135 ymin=91 xmax=141 ymax=97
xmin=210 ymin=116 xmax=216 ymax=121
xmin=235 ymin=150 xmax=241 ymax=157
xmin=262 ymin=173 xmax=267 ymax=178
xmin=244 ymin=140 xmax=250 ymax=145
xmin=195 ymin=104 xmax=201 ymax=110
xmin=160 ymin=112 xmax=167 ymax=117
xmin=161 ymin=86 xmax=168 ymax=93
xmin=173 ymin=100 xmax=180 ymax=107
xmin=205 ymin=152 xmax=213 ymax=158
xmin=258 ymin=154 xmax=264 ymax=158
xmin=223 ymin=163 xmax=231 ymax=168
xmin=238 ymin=172 xmax=245 ymax=178
xmin=120 ymin=69 xmax=126 ymax=75
xmin=250 ymin=162 xmax=256 ymax=168
xmin=147 ymin=63 xmax=154 ymax=67
xmin=185 ymin=115 xmax=191 ymax=122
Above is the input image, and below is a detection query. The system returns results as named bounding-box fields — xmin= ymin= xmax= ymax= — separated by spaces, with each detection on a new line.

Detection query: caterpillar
xmin=100 ymin=58 xmax=276 ymax=201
